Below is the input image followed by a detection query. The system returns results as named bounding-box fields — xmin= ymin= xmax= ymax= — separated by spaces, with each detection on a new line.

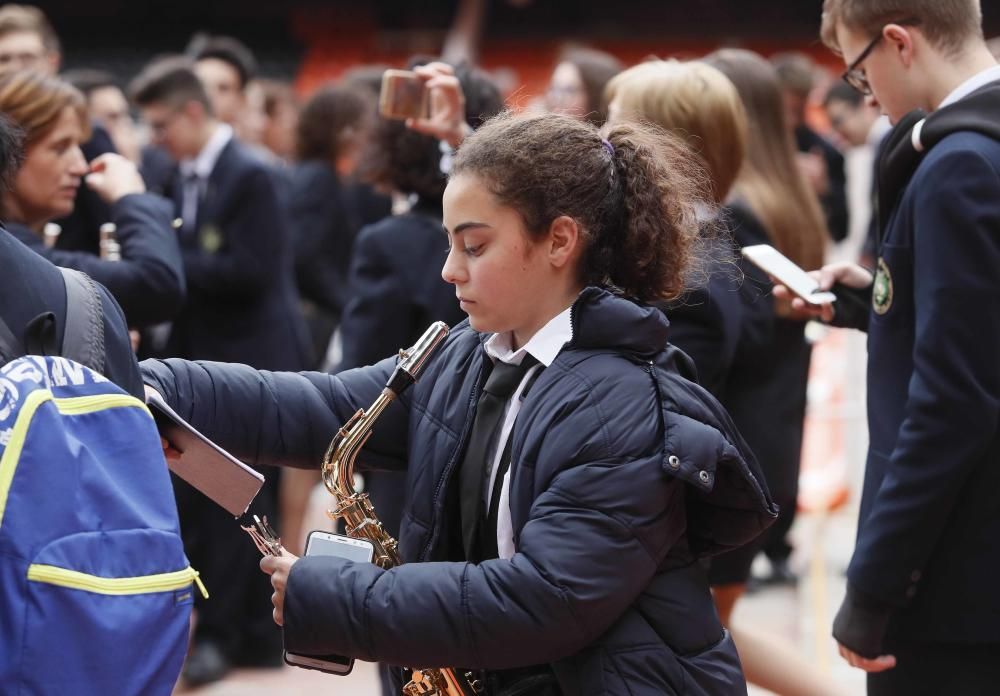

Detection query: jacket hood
xmin=878 ymin=81 xmax=1000 ymax=232
xmin=568 ymin=286 xmax=670 ymax=358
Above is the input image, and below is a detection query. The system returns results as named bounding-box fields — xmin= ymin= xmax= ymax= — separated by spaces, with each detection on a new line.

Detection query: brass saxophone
xmin=321 ymin=321 xmax=483 ymax=696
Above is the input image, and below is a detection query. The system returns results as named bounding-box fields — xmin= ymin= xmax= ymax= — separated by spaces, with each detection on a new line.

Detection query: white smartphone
xmin=283 ymin=531 xmax=376 ymax=675
xmin=741 ymin=244 xmax=837 ymax=305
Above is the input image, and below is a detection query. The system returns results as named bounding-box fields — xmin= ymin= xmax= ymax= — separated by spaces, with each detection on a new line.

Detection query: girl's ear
xmin=547 ymin=215 xmax=581 ymax=269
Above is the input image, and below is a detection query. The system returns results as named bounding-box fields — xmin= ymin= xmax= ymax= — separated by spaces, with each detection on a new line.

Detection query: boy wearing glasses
xmin=782 ymin=1 xmax=1000 ymax=693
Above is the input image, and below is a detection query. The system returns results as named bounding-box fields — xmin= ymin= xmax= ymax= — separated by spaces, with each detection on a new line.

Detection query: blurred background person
xmin=130 ymin=56 xmax=310 ymax=686
xmin=290 ymin=83 xmax=374 ymax=367
xmin=0 ymin=4 xmax=59 ymax=73
xmin=0 ymin=4 xmax=116 ymax=254
xmin=544 ymin=45 xmax=622 ymax=125
xmin=62 ymin=68 xmax=142 ymax=164
xmin=0 ymin=70 xmax=184 ymax=330
xmin=605 ymin=59 xmax=747 ymax=398
xmin=190 ymin=34 xmax=257 ymax=141
xmin=607 ymin=57 xmax=845 ymax=696
xmin=247 ymin=78 xmax=299 ymax=163
xmin=822 ymin=80 xmax=891 ymax=270
xmin=704 ymin=47 xmax=838 ymax=696
xmin=772 ymin=51 xmax=849 ymax=246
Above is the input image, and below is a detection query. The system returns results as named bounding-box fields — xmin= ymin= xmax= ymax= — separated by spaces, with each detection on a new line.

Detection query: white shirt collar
xmin=937 ymin=64 xmax=1000 ymax=110
xmin=179 ymin=123 xmax=234 ymax=180
xmin=483 ymin=305 xmax=574 ymax=367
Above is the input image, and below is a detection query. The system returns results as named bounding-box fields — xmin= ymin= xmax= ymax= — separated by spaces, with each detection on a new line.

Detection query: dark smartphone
xmin=283 ymin=531 xmax=376 ymax=675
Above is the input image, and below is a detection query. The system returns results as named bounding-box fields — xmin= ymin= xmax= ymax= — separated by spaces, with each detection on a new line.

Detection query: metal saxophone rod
xmin=321 ymin=321 xmax=483 ymax=696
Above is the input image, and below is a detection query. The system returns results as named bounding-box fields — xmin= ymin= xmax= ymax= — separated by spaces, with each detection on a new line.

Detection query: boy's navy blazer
xmin=847 ymin=103 xmax=1000 ymax=645
xmin=166 ymin=138 xmax=311 ymax=371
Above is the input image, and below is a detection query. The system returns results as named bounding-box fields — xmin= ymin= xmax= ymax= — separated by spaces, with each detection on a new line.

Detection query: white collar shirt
xmin=937 ymin=64 xmax=1000 ymax=110
xmin=481 ymin=304 xmax=574 ymax=559
xmin=178 ymin=123 xmax=233 ymax=232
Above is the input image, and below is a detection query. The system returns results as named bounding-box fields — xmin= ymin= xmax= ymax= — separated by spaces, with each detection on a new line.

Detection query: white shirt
xmin=178 ymin=123 xmax=233 ymax=232
xmin=481 ymin=305 xmax=574 ymax=559
xmin=937 ymin=64 xmax=1000 ymax=110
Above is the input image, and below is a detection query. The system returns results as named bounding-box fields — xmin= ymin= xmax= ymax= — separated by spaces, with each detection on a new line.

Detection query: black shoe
xmin=183 ymin=640 xmax=231 ymax=687
xmin=762 ymin=557 xmax=798 ymax=586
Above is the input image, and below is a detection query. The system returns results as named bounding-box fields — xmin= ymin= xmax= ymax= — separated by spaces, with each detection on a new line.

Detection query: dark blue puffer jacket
xmin=142 ymin=287 xmax=776 ymax=695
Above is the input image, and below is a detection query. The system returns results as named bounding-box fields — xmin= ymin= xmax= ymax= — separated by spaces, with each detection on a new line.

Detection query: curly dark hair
xmin=0 ymin=112 xmax=24 ymax=195
xmin=451 ymin=112 xmax=710 ymax=302
xmin=358 ymin=60 xmax=504 ymax=201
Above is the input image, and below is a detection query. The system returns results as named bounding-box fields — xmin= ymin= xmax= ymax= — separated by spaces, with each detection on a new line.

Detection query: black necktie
xmin=459 ymin=355 xmax=537 ymax=561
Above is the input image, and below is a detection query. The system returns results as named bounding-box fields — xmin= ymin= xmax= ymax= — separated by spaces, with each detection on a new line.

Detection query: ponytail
xmin=451 ymin=112 xmax=710 ymax=302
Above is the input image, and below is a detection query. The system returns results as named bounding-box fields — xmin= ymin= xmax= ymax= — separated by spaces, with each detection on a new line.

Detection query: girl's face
xmin=11 ymin=106 xmax=87 ymax=226
xmin=442 ymin=173 xmax=577 ymax=348
xmin=546 ymin=62 xmax=588 ymax=119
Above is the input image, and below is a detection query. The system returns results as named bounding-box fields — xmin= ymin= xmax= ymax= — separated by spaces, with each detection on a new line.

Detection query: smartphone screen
xmin=379 ymin=69 xmax=428 ymax=121
xmin=283 ymin=532 xmax=375 ymax=675
xmin=741 ymin=244 xmax=837 ymax=305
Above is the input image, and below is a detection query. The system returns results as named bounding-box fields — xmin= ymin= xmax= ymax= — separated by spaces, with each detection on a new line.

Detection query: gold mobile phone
xmin=378 ymin=69 xmax=429 ymax=121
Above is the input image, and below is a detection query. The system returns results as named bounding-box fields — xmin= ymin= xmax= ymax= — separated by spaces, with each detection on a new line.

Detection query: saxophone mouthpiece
xmin=385 ymin=321 xmax=449 ymax=396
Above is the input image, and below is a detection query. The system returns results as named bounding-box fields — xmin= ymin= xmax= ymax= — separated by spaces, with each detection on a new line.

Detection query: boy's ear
xmin=547 ymin=215 xmax=581 ymax=268
xmin=883 ymin=23 xmax=916 ymax=67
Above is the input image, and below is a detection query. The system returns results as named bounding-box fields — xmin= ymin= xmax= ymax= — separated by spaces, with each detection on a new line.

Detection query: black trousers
xmin=171 ymin=469 xmax=282 ymax=662
xmin=867 ymin=639 xmax=1000 ymax=695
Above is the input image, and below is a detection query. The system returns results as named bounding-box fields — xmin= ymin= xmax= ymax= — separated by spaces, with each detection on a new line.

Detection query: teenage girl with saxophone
xmin=143 ymin=104 xmax=776 ymax=694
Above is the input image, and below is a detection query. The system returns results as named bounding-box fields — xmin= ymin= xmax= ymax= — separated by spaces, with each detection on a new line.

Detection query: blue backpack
xmin=0 ymin=269 xmax=202 ymax=695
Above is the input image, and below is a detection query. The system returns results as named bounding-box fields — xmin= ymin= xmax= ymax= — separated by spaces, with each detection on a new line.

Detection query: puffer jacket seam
xmin=547 ymin=466 xmax=667 ymax=563
xmin=410 ymin=398 xmax=458 ymax=440
xmin=459 ymin=562 xmax=485 ymax=667
xmin=543 ymin=357 xmax=616 ymax=459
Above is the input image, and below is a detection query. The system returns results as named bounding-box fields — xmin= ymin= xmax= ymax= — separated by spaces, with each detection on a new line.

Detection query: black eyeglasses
xmin=842 ymin=18 xmax=920 ymax=96
xmin=841 ymin=34 xmax=883 ymax=96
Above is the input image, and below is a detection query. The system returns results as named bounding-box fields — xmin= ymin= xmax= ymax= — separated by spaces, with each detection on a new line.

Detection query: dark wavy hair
xmin=452 ymin=112 xmax=709 ymax=302
xmin=358 ymin=61 xmax=504 ymax=200
xmin=0 ymin=112 xmax=24 ymax=194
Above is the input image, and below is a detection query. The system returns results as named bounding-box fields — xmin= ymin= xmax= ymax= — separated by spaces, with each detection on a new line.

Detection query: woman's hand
xmin=85 ymin=153 xmax=146 ymax=204
xmin=261 ymin=553 xmax=301 ymax=626
xmin=405 ymin=62 xmax=471 ymax=149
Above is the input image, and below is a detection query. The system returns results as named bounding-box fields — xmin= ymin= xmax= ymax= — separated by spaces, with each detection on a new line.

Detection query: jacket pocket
xmin=18 ymin=529 xmax=202 ymax=696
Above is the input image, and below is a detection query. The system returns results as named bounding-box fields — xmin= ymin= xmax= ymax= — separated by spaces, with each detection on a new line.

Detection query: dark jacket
xmin=0 ymin=227 xmax=142 ymax=398
xmin=8 ymin=193 xmax=185 ymax=329
xmin=142 ymin=287 xmax=776 ymax=695
xmin=289 ymin=161 xmax=362 ymax=321
xmin=833 ymin=87 xmax=1000 ymax=652
xmin=337 ymin=201 xmax=465 ymax=371
xmin=795 ymin=124 xmax=848 ymax=243
xmin=164 ymin=138 xmax=311 ymax=371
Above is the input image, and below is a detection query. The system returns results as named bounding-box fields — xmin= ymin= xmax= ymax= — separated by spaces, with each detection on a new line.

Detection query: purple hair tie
xmin=601 ymin=139 xmax=615 ymax=157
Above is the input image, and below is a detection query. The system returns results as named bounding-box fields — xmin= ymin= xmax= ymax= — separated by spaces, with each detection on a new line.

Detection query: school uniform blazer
xmin=288 ymin=160 xmax=362 ymax=321
xmin=0 ymin=227 xmax=142 ymax=398
xmin=143 ymin=287 xmax=778 ymax=695
xmin=337 ymin=204 xmax=466 ymax=372
xmin=166 ymin=138 xmax=311 ymax=371
xmin=840 ymin=129 xmax=1000 ymax=646
xmin=8 ymin=193 xmax=185 ymax=329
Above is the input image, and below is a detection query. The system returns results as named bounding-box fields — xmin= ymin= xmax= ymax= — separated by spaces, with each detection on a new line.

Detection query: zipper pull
xmin=191 ymin=569 xmax=209 ymax=599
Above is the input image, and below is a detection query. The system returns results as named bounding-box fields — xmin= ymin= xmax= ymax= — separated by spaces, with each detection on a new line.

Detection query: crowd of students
xmin=0 ymin=0 xmax=998 ymax=694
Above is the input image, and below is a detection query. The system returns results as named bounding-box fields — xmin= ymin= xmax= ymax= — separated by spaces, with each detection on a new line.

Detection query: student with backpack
xmin=780 ymin=1 xmax=1000 ymax=692
xmin=144 ymin=111 xmax=777 ymax=695
xmin=0 ymin=114 xmax=195 ymax=696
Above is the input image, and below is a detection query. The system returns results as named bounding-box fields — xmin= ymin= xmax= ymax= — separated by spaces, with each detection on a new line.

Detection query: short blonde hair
xmin=605 ymin=60 xmax=747 ymax=203
xmin=821 ymin=0 xmax=983 ymax=56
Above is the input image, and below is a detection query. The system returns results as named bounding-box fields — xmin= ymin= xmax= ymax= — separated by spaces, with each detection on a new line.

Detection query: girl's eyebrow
xmin=444 ymin=221 xmax=492 ymax=235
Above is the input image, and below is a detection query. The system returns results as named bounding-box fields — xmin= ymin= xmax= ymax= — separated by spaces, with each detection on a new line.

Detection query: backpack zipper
xmin=27 ymin=564 xmax=209 ymax=599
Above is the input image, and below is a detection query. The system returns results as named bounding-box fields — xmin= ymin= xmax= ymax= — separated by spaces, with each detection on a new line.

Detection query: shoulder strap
xmin=0 ymin=314 xmax=20 ymax=366
xmin=59 ymin=267 xmax=106 ymax=374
